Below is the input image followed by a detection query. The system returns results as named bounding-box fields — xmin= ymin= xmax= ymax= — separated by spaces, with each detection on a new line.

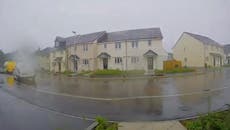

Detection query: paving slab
xmin=118 ymin=121 xmax=187 ymax=130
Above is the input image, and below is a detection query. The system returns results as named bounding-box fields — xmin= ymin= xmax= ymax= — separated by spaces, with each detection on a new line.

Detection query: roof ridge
xmin=108 ymin=27 xmax=160 ymax=34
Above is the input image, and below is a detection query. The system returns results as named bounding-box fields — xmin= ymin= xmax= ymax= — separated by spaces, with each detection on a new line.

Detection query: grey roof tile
xmin=106 ymin=28 xmax=162 ymax=42
xmin=224 ymin=44 xmax=230 ymax=54
xmin=65 ymin=31 xmax=106 ymax=45
xmin=185 ymin=32 xmax=221 ymax=47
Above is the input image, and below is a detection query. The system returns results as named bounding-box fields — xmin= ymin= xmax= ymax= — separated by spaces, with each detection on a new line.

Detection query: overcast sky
xmin=0 ymin=0 xmax=229 ymax=53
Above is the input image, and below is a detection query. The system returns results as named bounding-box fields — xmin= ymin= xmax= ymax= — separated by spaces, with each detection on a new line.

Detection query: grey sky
xmin=0 ymin=0 xmax=229 ymax=53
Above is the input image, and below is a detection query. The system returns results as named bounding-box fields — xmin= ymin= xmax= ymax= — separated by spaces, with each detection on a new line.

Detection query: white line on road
xmin=36 ymin=85 xmax=230 ymax=101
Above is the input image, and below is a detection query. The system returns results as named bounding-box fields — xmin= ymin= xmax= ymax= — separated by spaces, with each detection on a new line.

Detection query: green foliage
xmin=62 ymin=70 xmax=74 ymax=75
xmin=91 ymin=69 xmax=123 ymax=76
xmin=123 ymin=70 xmax=145 ymax=76
xmin=78 ymin=70 xmax=92 ymax=76
xmin=185 ymin=110 xmax=230 ymax=130
xmin=95 ymin=116 xmax=118 ymax=130
xmin=0 ymin=50 xmax=6 ymax=67
xmin=155 ymin=68 xmax=195 ymax=75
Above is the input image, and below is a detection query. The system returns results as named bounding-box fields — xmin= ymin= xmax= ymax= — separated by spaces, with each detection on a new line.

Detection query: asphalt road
xmin=0 ymin=88 xmax=93 ymax=130
xmin=0 ymin=68 xmax=230 ymax=129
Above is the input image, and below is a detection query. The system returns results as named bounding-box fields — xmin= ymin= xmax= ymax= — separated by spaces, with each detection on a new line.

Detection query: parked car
xmin=13 ymin=63 xmax=36 ymax=82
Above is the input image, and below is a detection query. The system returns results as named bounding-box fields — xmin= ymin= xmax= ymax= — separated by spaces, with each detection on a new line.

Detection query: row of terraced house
xmin=37 ymin=27 xmax=230 ymax=73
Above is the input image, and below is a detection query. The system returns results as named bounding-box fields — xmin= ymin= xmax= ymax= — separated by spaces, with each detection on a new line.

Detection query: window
xmin=74 ymin=45 xmax=77 ymax=51
xmin=83 ymin=44 xmax=88 ymax=51
xmin=184 ymin=57 xmax=187 ymax=62
xmin=115 ymin=57 xmax=122 ymax=64
xmin=104 ymin=43 xmax=107 ymax=48
xmin=131 ymin=41 xmax=138 ymax=48
xmin=52 ymin=62 xmax=56 ymax=67
xmin=131 ymin=57 xmax=139 ymax=63
xmin=83 ymin=59 xmax=89 ymax=65
xmin=148 ymin=40 xmax=152 ymax=46
xmin=206 ymin=57 xmax=209 ymax=61
xmin=115 ymin=42 xmax=121 ymax=49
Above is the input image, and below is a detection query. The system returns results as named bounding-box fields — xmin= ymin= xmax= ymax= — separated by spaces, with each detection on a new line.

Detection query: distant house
xmin=51 ymin=28 xmax=168 ymax=73
xmin=224 ymin=44 xmax=230 ymax=65
xmin=36 ymin=47 xmax=52 ymax=71
xmin=173 ymin=32 xmax=224 ymax=67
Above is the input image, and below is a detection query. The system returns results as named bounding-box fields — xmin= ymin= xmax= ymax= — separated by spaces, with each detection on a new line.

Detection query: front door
xmin=58 ymin=62 xmax=61 ymax=72
xmin=147 ymin=57 xmax=153 ymax=70
xmin=73 ymin=60 xmax=78 ymax=72
xmin=213 ymin=57 xmax=216 ymax=67
xmin=103 ymin=58 xmax=108 ymax=69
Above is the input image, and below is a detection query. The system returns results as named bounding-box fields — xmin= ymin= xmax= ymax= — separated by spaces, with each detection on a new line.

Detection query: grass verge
xmin=181 ymin=109 xmax=230 ymax=130
xmin=155 ymin=68 xmax=195 ymax=75
xmin=94 ymin=116 xmax=118 ymax=130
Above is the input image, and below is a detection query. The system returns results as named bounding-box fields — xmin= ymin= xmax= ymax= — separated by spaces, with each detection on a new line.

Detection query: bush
xmin=155 ymin=68 xmax=195 ymax=75
xmin=95 ymin=116 xmax=118 ymax=130
xmin=91 ymin=69 xmax=123 ymax=76
xmin=62 ymin=70 xmax=74 ymax=75
xmin=184 ymin=110 xmax=230 ymax=130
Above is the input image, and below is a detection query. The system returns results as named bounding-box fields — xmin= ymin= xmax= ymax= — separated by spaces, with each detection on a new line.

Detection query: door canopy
xmin=97 ymin=52 xmax=111 ymax=59
xmin=69 ymin=55 xmax=80 ymax=61
xmin=143 ymin=50 xmax=158 ymax=57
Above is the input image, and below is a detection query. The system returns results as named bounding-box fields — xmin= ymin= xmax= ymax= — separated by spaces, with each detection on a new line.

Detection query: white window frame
xmin=115 ymin=42 xmax=121 ymax=49
xmin=83 ymin=44 xmax=88 ymax=51
xmin=131 ymin=56 xmax=139 ymax=63
xmin=74 ymin=45 xmax=77 ymax=51
xmin=148 ymin=40 xmax=152 ymax=46
xmin=83 ymin=59 xmax=89 ymax=65
xmin=115 ymin=57 xmax=122 ymax=64
xmin=104 ymin=43 xmax=107 ymax=49
xmin=131 ymin=41 xmax=138 ymax=48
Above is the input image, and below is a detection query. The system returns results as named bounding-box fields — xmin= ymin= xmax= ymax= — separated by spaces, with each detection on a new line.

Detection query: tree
xmin=0 ymin=50 xmax=6 ymax=67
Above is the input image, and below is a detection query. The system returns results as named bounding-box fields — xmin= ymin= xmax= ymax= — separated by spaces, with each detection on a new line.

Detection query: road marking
xmin=36 ymin=85 xmax=230 ymax=101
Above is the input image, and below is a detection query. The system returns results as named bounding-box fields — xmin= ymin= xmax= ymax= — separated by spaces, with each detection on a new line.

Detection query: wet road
xmin=0 ymin=68 xmax=230 ymax=124
xmin=0 ymin=88 xmax=92 ymax=130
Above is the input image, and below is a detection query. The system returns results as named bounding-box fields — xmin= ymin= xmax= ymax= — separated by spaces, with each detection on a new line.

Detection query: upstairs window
xmin=104 ymin=43 xmax=107 ymax=48
xmin=115 ymin=42 xmax=121 ymax=49
xmin=83 ymin=44 xmax=88 ymax=51
xmin=148 ymin=40 xmax=152 ymax=46
xmin=131 ymin=41 xmax=138 ymax=48
xmin=115 ymin=57 xmax=122 ymax=64
xmin=74 ymin=45 xmax=77 ymax=51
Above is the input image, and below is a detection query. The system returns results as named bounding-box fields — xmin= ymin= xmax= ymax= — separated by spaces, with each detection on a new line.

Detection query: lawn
xmin=155 ymin=68 xmax=195 ymax=75
xmin=78 ymin=69 xmax=145 ymax=77
xmin=181 ymin=109 xmax=230 ymax=130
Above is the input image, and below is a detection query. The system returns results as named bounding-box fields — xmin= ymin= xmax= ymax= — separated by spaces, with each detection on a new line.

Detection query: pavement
xmin=118 ymin=121 xmax=187 ymax=130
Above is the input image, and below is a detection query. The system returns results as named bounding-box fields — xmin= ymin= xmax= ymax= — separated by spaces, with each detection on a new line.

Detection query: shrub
xmin=185 ymin=110 xmax=230 ymax=130
xmin=91 ymin=69 xmax=123 ymax=76
xmin=62 ymin=70 xmax=74 ymax=75
xmin=95 ymin=116 xmax=118 ymax=130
